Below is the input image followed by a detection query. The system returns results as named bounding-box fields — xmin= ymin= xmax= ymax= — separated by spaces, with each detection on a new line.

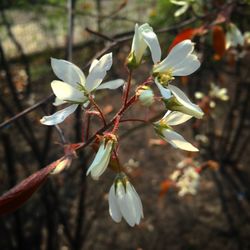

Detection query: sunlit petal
xmin=140 ymin=23 xmax=161 ymax=63
xmin=40 ymin=104 xmax=78 ymax=126
xmin=163 ymin=111 xmax=192 ymax=126
xmin=172 ymin=54 xmax=200 ymax=76
xmin=51 ymin=58 xmax=85 ymax=87
xmin=168 ymin=84 xmax=204 ymax=119
xmin=86 ymin=140 xmax=113 ymax=180
xmin=155 ymin=79 xmax=172 ymax=99
xmin=108 ymin=185 xmax=122 ymax=223
xmin=154 ymin=40 xmax=194 ymax=72
xmin=51 ymin=80 xmax=87 ymax=103
xmin=162 ymin=129 xmax=199 ymax=151
xmin=85 ymin=53 xmax=113 ymax=92
xmin=53 ymin=97 xmax=66 ymax=106
xmin=96 ymin=79 xmax=125 ymax=90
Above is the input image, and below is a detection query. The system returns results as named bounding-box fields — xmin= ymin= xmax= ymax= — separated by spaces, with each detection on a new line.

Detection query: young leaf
xmin=168 ymin=27 xmax=204 ymax=51
xmin=0 ymin=160 xmax=59 ymax=216
xmin=212 ymin=26 xmax=226 ymax=61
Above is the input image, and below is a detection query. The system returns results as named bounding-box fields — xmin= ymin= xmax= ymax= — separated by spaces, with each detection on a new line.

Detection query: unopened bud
xmin=137 ymin=86 xmax=154 ymax=106
xmin=126 ymin=52 xmax=139 ymax=69
xmin=51 ymin=157 xmax=72 ymax=175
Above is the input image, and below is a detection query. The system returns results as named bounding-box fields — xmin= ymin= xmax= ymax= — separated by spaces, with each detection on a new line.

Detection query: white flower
xmin=155 ymin=111 xmax=199 ymax=151
xmin=226 ymin=23 xmax=244 ymax=49
xmin=108 ymin=176 xmax=143 ymax=227
xmin=128 ymin=23 xmax=161 ymax=67
xmin=40 ymin=53 xmax=124 ymax=125
xmin=86 ymin=138 xmax=115 ymax=180
xmin=156 ymin=82 xmax=204 ymax=119
xmin=153 ymin=40 xmax=200 ymax=80
xmin=170 ymin=0 xmax=190 ymax=17
xmin=170 ymin=166 xmax=200 ymax=196
xmin=209 ymin=83 xmax=229 ymax=101
xmin=194 ymin=91 xmax=204 ymax=99
xmin=152 ymin=40 xmax=203 ymax=119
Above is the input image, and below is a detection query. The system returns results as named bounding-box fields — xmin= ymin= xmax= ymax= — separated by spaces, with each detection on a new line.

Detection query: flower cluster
xmin=170 ymin=160 xmax=200 ymax=196
xmin=195 ymin=82 xmax=229 ymax=109
xmin=41 ymin=22 xmax=204 ymax=227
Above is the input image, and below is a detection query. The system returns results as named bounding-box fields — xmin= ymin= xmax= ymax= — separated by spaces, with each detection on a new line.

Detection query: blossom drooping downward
xmin=109 ymin=175 xmax=143 ymax=227
xmin=86 ymin=136 xmax=116 ymax=180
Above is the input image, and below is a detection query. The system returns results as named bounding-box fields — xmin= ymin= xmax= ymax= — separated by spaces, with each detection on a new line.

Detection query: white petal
xmin=85 ymin=53 xmax=113 ymax=92
xmin=154 ymin=40 xmax=194 ymax=72
xmin=174 ymin=3 xmax=189 ymax=17
xmin=91 ymin=148 xmax=111 ymax=180
xmin=51 ymin=58 xmax=85 ymax=87
xmin=53 ymin=97 xmax=66 ymax=106
xmin=155 ymin=79 xmax=172 ymax=99
xmin=163 ymin=111 xmax=192 ymax=126
xmin=128 ymin=184 xmax=144 ymax=224
xmin=172 ymin=54 xmax=200 ymax=76
xmin=227 ymin=23 xmax=244 ymax=48
xmin=40 ymin=104 xmax=78 ymax=126
xmin=89 ymin=59 xmax=99 ymax=73
xmin=140 ymin=23 xmax=161 ymax=63
xmin=96 ymin=79 xmax=125 ymax=90
xmin=86 ymin=140 xmax=113 ymax=180
xmin=131 ymin=24 xmax=147 ymax=63
xmin=168 ymin=84 xmax=204 ymax=119
xmin=170 ymin=0 xmax=187 ymax=6
xmin=108 ymin=185 xmax=122 ymax=223
xmin=87 ymin=142 xmax=106 ymax=174
xmin=162 ymin=129 xmax=199 ymax=151
xmin=116 ymin=183 xmax=137 ymax=227
xmin=51 ymin=80 xmax=87 ymax=103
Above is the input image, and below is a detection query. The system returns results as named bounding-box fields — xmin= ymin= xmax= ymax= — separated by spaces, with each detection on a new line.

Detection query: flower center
xmin=76 ymin=82 xmax=88 ymax=94
xmin=157 ymin=70 xmax=174 ymax=86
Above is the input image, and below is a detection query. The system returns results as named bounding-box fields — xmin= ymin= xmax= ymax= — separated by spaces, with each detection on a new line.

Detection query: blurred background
xmin=0 ymin=0 xmax=250 ymax=249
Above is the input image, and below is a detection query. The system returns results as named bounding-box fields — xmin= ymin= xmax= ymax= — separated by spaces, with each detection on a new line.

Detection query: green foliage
xmin=149 ymin=0 xmax=176 ymax=27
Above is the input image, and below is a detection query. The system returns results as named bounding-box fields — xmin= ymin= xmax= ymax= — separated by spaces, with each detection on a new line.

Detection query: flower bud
xmin=50 ymin=157 xmax=72 ymax=175
xmin=127 ymin=52 xmax=139 ymax=69
xmin=86 ymin=135 xmax=117 ymax=180
xmin=137 ymin=86 xmax=154 ymax=106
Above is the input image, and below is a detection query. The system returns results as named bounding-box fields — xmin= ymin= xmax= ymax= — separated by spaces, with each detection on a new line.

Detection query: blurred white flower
xmin=244 ymin=31 xmax=250 ymax=45
xmin=153 ymin=40 xmax=200 ymax=84
xmin=209 ymin=83 xmax=229 ymax=101
xmin=170 ymin=0 xmax=190 ymax=17
xmin=195 ymin=134 xmax=209 ymax=144
xmin=194 ymin=91 xmax=204 ymax=99
xmin=170 ymin=165 xmax=200 ymax=196
xmin=154 ymin=111 xmax=198 ymax=151
xmin=226 ymin=23 xmax=244 ymax=49
xmin=109 ymin=175 xmax=143 ymax=227
xmin=86 ymin=137 xmax=116 ymax=180
xmin=40 ymin=54 xmax=124 ymax=125
xmin=128 ymin=23 xmax=161 ymax=67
